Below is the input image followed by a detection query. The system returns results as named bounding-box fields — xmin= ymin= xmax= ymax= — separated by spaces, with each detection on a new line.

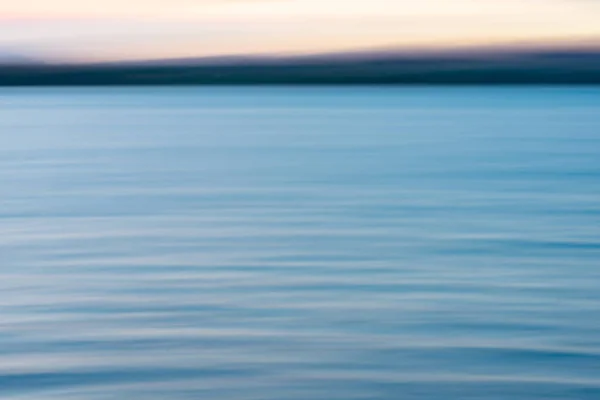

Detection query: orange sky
xmin=1 ymin=0 xmax=599 ymax=61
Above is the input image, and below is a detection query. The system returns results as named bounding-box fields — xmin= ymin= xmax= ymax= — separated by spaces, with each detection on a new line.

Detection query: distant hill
xmin=1 ymin=47 xmax=599 ymax=85
xmin=0 ymin=50 xmax=42 ymax=66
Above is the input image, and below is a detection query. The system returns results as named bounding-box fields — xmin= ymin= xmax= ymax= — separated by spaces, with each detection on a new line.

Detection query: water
xmin=1 ymin=86 xmax=599 ymax=399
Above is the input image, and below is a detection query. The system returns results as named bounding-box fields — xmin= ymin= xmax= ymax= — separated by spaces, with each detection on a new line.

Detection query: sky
xmin=1 ymin=0 xmax=600 ymax=62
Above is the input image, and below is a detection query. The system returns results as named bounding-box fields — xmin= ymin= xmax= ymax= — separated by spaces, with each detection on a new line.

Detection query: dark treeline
xmin=1 ymin=49 xmax=600 ymax=85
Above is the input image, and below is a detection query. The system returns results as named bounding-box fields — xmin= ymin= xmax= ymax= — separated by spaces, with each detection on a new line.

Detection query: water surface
xmin=1 ymin=87 xmax=599 ymax=399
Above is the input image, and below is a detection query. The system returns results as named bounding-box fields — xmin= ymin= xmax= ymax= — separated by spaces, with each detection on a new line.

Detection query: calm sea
xmin=1 ymin=87 xmax=599 ymax=399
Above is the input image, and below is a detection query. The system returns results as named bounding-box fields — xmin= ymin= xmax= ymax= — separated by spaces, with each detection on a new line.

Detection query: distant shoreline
xmin=2 ymin=68 xmax=599 ymax=86
xmin=2 ymin=49 xmax=599 ymax=86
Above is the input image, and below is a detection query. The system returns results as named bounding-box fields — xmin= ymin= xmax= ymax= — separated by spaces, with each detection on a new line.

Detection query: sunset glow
xmin=1 ymin=0 xmax=599 ymax=62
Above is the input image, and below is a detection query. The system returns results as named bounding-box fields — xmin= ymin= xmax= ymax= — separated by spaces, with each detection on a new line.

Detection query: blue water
xmin=1 ymin=87 xmax=599 ymax=399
